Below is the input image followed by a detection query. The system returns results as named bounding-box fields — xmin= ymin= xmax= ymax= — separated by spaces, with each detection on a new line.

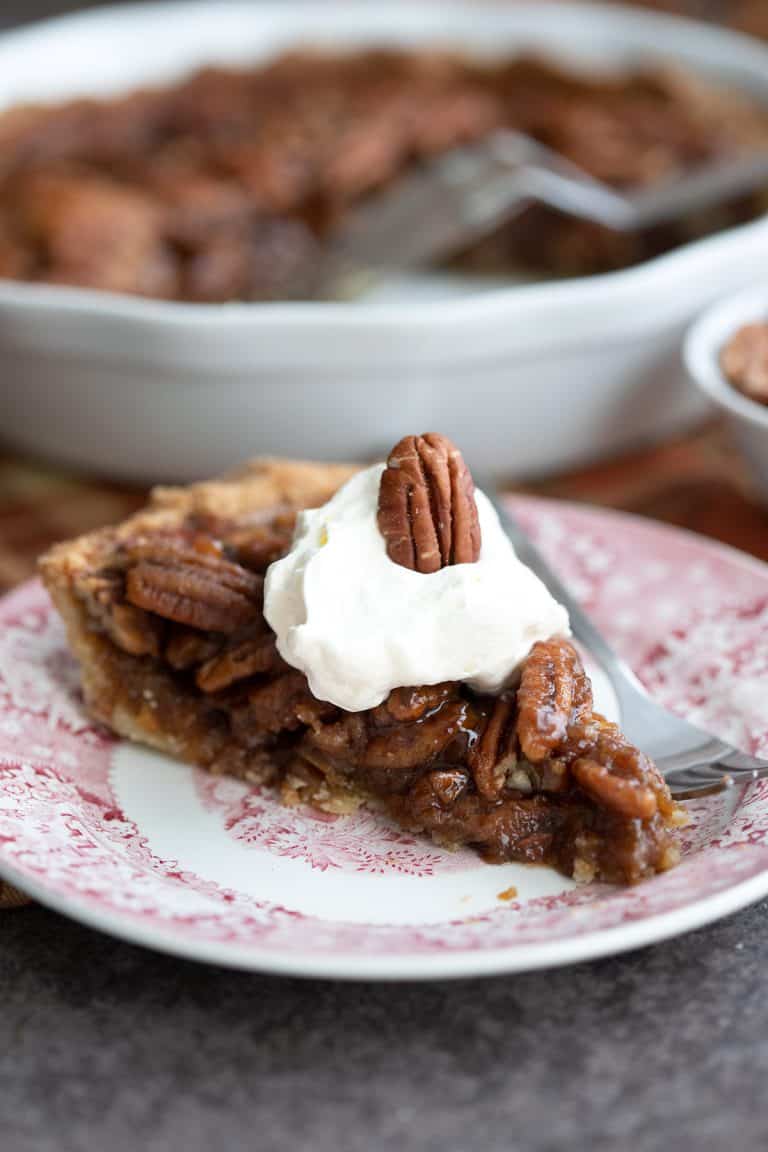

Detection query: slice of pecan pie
xmin=40 ymin=445 xmax=685 ymax=885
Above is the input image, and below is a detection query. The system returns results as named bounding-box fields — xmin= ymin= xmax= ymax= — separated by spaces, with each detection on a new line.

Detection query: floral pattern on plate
xmin=1 ymin=498 xmax=768 ymax=978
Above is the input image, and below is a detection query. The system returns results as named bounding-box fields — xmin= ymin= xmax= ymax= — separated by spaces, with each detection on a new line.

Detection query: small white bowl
xmin=685 ymin=284 xmax=768 ymax=500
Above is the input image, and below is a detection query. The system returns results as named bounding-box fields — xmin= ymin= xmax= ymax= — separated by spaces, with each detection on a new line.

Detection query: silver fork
xmin=488 ymin=493 xmax=768 ymax=801
xmin=311 ymin=131 xmax=768 ymax=298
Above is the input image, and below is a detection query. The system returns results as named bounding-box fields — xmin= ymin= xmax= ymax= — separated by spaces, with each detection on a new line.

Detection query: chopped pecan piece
xmin=418 ymin=767 xmax=470 ymax=809
xmin=227 ymin=527 xmax=294 ymax=572
xmin=469 ymin=694 xmax=518 ymax=801
xmin=196 ymin=632 xmax=279 ymax=693
xmin=304 ymin=713 xmax=368 ymax=762
xmin=19 ymin=170 xmax=176 ymax=297
xmin=188 ymin=509 xmax=297 ymax=572
xmin=122 ymin=535 xmax=246 ymax=576
xmin=377 ymin=433 xmax=481 ymax=572
xmin=164 ymin=628 xmax=221 ymax=670
xmin=371 ymin=684 xmax=454 ymax=726
xmin=76 ymin=570 xmax=162 ymax=657
xmin=279 ymin=755 xmax=351 ymax=812
xmin=125 ymin=544 xmax=262 ymax=633
xmin=225 ymin=523 xmax=297 ymax=571
xmin=398 ymin=783 xmax=561 ymax=865
xmin=109 ymin=602 xmax=162 ymax=658
xmin=362 ymin=698 xmax=470 ymax=770
xmin=76 ymin=570 xmax=123 ymax=623
xmin=567 ymin=711 xmax=675 ymax=814
xmin=244 ymin=671 xmax=335 ymax=734
xmin=517 ymin=639 xmax=590 ymax=762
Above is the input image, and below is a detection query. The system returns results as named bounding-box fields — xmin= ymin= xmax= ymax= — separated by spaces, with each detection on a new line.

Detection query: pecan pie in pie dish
xmin=2 ymin=48 xmax=768 ymax=298
xmin=41 ymin=437 xmax=685 ymax=885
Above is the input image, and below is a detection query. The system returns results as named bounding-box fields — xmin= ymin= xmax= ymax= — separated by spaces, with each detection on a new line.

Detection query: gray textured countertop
xmin=3 ymin=900 xmax=768 ymax=1151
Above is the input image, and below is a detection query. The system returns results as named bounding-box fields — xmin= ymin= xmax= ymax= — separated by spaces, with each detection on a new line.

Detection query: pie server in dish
xmin=313 ymin=133 xmax=768 ymax=299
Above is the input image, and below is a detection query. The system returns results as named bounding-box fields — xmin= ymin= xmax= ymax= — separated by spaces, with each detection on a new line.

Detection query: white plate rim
xmin=1 ymin=847 xmax=766 ymax=980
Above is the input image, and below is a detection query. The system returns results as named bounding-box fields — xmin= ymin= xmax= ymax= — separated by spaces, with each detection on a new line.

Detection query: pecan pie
xmin=2 ymin=48 xmax=768 ymax=299
xmin=40 ymin=452 xmax=685 ymax=885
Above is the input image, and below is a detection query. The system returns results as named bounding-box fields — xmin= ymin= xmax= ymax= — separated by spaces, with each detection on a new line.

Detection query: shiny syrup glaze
xmin=83 ymin=509 xmax=680 ymax=883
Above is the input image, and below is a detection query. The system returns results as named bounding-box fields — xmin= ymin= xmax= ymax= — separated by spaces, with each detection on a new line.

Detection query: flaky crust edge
xmin=39 ymin=457 xmax=357 ymax=763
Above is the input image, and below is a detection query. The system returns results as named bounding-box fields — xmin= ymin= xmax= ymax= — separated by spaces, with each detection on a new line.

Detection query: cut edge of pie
xmin=40 ymin=456 xmax=686 ymax=886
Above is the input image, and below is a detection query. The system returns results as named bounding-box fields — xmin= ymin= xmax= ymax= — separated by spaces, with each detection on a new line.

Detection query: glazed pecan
xmin=196 ymin=632 xmax=279 ymax=693
xmin=572 ymin=758 xmax=657 ymax=821
xmin=377 ymin=433 xmax=481 ymax=572
xmin=304 ymin=712 xmax=368 ymax=762
xmin=244 ymin=671 xmax=335 ymax=735
xmin=164 ymin=628 xmax=221 ymax=671
xmin=124 ymin=537 xmax=263 ymax=633
xmin=397 ymin=783 xmax=560 ymax=865
xmin=183 ymin=508 xmax=297 ymax=572
xmin=469 ymin=695 xmax=518 ymax=801
xmin=77 ymin=571 xmax=162 ymax=657
xmin=371 ymin=684 xmax=455 ymax=726
xmin=108 ymin=602 xmax=162 ymax=658
xmin=122 ymin=535 xmax=232 ymax=571
xmin=226 ymin=525 xmax=295 ymax=572
xmin=417 ymin=768 xmax=470 ymax=810
xmin=362 ymin=698 xmax=470 ymax=771
xmin=567 ymin=711 xmax=674 ymax=817
xmin=517 ymin=639 xmax=591 ymax=762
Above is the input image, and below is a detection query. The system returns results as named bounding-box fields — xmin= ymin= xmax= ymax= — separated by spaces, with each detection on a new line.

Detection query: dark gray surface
xmin=2 ymin=899 xmax=767 ymax=1152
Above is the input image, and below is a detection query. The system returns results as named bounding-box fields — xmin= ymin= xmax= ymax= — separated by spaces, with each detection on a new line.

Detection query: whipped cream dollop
xmin=264 ymin=464 xmax=570 ymax=712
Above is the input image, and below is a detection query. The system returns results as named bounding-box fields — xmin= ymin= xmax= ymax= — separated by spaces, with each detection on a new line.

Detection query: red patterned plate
xmin=2 ymin=498 xmax=768 ymax=979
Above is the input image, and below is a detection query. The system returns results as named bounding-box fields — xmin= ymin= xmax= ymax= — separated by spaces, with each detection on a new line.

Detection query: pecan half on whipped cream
xmin=377 ymin=433 xmax=482 ymax=572
xmin=264 ymin=434 xmax=568 ymax=711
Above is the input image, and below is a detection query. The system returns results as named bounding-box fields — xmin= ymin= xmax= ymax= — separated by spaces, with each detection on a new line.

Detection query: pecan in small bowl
xmin=685 ymin=286 xmax=768 ymax=504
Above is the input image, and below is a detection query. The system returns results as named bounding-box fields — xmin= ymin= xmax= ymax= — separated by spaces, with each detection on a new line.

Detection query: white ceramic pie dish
xmin=2 ymin=1 xmax=768 ymax=483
